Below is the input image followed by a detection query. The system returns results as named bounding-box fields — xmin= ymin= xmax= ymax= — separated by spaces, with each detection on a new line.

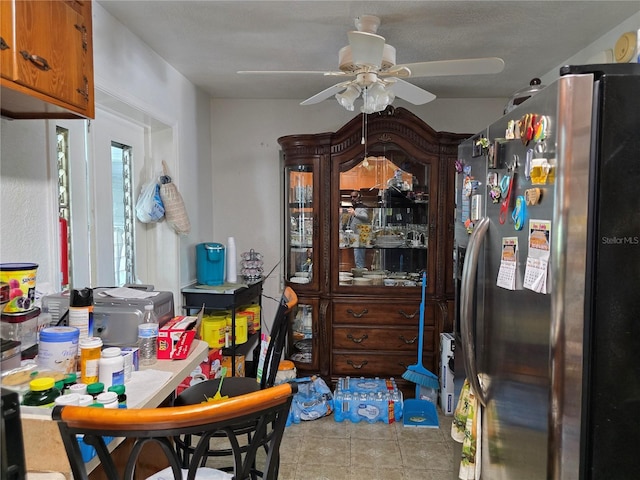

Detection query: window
xmin=57 ymin=126 xmax=71 ymax=289
xmin=111 ymin=142 xmax=135 ymax=285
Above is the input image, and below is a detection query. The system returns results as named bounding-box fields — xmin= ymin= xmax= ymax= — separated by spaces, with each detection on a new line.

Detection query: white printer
xmin=42 ymin=286 xmax=174 ymax=347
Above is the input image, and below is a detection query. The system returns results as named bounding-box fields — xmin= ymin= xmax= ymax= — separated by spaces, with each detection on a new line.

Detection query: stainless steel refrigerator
xmin=454 ymin=63 xmax=640 ymax=480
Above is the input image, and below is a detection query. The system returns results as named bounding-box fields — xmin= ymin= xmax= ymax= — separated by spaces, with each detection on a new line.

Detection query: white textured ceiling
xmin=96 ymin=1 xmax=640 ymax=102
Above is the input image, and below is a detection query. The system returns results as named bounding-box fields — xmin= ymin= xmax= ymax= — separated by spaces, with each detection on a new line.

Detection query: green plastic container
xmin=22 ymin=377 xmax=61 ymax=407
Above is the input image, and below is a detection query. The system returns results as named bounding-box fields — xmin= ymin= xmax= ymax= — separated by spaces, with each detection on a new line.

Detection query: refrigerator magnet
xmin=512 ymin=196 xmax=526 ymax=230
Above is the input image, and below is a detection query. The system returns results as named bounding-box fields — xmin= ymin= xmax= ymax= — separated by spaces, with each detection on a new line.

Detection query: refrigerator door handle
xmin=460 ymin=216 xmax=490 ymax=407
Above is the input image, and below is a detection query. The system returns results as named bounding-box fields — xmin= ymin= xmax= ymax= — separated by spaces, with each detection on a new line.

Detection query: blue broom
xmin=402 ymin=272 xmax=439 ymax=390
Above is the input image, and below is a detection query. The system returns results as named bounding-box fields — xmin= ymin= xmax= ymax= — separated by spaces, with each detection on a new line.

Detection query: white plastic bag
xmin=135 ymin=178 xmax=165 ymax=223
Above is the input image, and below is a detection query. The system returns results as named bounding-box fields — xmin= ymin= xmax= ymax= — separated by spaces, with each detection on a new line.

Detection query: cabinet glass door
xmin=285 ymin=165 xmax=315 ymax=288
xmin=338 ymin=149 xmax=432 ymax=288
xmin=288 ymin=299 xmax=318 ymax=371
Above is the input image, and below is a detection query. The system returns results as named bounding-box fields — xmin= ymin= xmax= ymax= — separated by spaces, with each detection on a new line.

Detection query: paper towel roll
xmin=226 ymin=236 xmax=237 ymax=283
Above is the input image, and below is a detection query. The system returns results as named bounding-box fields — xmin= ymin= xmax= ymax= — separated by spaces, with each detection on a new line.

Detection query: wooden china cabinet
xmin=279 ymin=107 xmax=467 ymax=397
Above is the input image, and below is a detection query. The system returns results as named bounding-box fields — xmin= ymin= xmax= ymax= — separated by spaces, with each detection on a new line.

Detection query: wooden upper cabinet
xmin=0 ymin=0 xmax=94 ymax=119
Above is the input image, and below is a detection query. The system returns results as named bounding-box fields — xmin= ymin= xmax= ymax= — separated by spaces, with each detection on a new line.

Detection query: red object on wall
xmin=59 ymin=217 xmax=69 ymax=286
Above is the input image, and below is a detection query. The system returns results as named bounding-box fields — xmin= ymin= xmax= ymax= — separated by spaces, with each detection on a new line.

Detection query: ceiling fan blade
xmin=389 ymin=79 xmax=436 ymax=105
xmin=348 ymin=31 xmax=385 ymax=68
xmin=237 ymin=70 xmax=331 ymax=75
xmin=397 ymin=57 xmax=505 ymax=78
xmin=300 ymin=81 xmax=351 ymax=106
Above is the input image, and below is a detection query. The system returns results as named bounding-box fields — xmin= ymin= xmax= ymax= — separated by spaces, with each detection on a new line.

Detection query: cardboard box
xmin=158 ymin=312 xmax=202 ymax=360
xmin=121 ymin=347 xmax=139 ymax=382
xmin=176 ymin=349 xmax=217 ymax=396
xmin=222 ymin=354 xmax=245 ymax=377
xmin=440 ymin=332 xmax=455 ymax=415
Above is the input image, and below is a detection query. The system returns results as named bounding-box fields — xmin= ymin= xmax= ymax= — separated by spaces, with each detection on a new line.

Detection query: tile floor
xmin=276 ymin=408 xmax=458 ymax=480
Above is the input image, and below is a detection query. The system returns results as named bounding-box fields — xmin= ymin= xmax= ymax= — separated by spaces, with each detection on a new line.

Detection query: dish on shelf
xmin=389 ymin=272 xmax=408 ymax=279
xmin=353 ymin=277 xmax=373 ymax=286
xmin=289 ymin=276 xmax=310 ymax=284
xmin=339 ymin=272 xmax=353 ymax=282
xmin=363 ymin=274 xmax=384 ymax=285
xmin=351 ymin=267 xmax=368 ymax=277
xmin=294 ymin=339 xmax=312 ymax=352
xmin=290 ymin=352 xmax=312 ymax=363
xmin=374 ymin=237 xmax=406 ymax=248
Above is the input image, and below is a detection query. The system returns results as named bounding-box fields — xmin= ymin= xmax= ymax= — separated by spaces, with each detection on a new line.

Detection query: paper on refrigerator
xmin=523 ymin=220 xmax=551 ymax=293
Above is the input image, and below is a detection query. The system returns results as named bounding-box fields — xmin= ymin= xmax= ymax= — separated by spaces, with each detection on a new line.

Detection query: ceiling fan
xmin=238 ymin=15 xmax=505 ymax=113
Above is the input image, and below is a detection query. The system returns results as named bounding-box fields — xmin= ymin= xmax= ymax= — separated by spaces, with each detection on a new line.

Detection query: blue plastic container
xmin=196 ymin=243 xmax=225 ymax=286
xmin=77 ymin=435 xmax=114 ymax=462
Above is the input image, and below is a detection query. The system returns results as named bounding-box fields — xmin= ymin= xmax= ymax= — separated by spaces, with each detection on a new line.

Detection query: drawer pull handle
xmin=20 ymin=51 xmax=50 ymax=71
xmin=0 ymin=37 xmax=9 ymax=50
xmin=398 ymin=309 xmax=418 ymax=319
xmin=75 ymin=23 xmax=88 ymax=52
xmin=76 ymin=76 xmax=89 ymax=101
xmin=346 ymin=308 xmax=368 ymax=318
xmin=347 ymin=360 xmax=368 ymax=370
xmin=398 ymin=335 xmax=417 ymax=344
xmin=347 ymin=333 xmax=368 ymax=344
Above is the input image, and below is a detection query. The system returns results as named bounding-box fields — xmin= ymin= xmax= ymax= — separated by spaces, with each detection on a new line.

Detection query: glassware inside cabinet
xmin=289 ymin=303 xmax=313 ymax=365
xmin=286 ymin=165 xmax=314 ymax=285
xmin=338 ymin=150 xmax=431 ymax=288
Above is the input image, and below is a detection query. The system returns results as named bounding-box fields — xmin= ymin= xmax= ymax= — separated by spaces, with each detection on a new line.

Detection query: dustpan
xmin=402 ymin=398 xmax=439 ymax=428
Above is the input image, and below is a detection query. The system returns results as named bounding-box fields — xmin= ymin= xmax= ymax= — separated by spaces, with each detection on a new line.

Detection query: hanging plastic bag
xmin=159 ymin=160 xmax=191 ymax=235
xmin=135 ymin=177 xmax=165 ymax=223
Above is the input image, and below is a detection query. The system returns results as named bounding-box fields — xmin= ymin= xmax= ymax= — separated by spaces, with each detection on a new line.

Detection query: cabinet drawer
xmin=332 ymin=300 xmax=434 ymax=326
xmin=332 ymin=326 xmax=435 ymax=353
xmin=332 ymin=352 xmax=436 ymax=378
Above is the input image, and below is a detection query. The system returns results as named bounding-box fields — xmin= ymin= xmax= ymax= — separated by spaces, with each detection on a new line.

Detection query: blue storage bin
xmin=77 ymin=435 xmax=114 ymax=462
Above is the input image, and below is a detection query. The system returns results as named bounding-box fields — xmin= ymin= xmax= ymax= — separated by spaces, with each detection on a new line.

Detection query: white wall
xmin=92 ymin=2 xmax=213 ymax=301
xmin=540 ymin=11 xmax=640 ymax=86
xmin=0 ymin=119 xmax=58 ymax=291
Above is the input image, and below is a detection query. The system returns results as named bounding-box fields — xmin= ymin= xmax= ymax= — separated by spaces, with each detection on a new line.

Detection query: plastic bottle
xmin=86 ymin=382 xmax=104 ymax=400
xmin=22 ymin=377 xmax=61 ymax=407
xmin=98 ymin=347 xmax=124 ymax=389
xmin=54 ymin=393 xmax=80 ymax=406
xmin=77 ymin=394 xmax=94 ymax=406
xmin=108 ymin=384 xmax=127 ymax=408
xmin=62 ymin=372 xmax=77 ymax=394
xmin=69 ymin=383 xmax=88 ymax=396
xmin=79 ymin=336 xmax=103 ymax=384
xmin=138 ymin=304 xmax=158 ymax=366
xmin=68 ymin=288 xmax=94 ymax=339
xmin=96 ymin=391 xmax=118 ymax=409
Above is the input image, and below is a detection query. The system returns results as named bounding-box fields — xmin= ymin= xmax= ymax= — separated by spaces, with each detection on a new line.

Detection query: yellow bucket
xmin=226 ymin=312 xmax=248 ymax=345
xmin=0 ymin=263 xmax=38 ymax=313
xmin=240 ymin=304 xmax=261 ymax=334
xmin=201 ymin=314 xmax=227 ymax=349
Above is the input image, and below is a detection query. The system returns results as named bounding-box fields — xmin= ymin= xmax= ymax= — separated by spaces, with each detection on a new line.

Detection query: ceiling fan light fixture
xmin=335 ymin=84 xmax=362 ymax=111
xmin=361 ymin=81 xmax=395 ymax=114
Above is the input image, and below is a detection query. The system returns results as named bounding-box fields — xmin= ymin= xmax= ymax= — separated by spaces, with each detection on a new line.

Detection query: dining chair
xmin=172 ymin=286 xmax=298 ymax=469
xmin=52 ymin=382 xmax=296 ymax=480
